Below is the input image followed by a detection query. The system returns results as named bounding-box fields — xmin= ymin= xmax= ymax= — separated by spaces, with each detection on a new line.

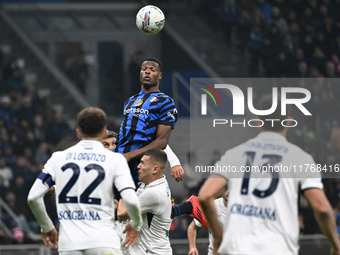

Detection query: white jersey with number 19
xmin=216 ymin=132 xmax=323 ymax=255
xmin=42 ymin=140 xmax=135 ymax=251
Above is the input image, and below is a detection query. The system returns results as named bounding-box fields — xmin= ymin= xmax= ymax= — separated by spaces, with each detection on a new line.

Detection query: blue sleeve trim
xmin=38 ymin=172 xmax=54 ymax=187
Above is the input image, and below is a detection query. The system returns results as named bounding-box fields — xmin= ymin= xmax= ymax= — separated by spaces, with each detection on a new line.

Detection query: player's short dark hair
xmin=106 ymin=130 xmax=118 ymax=139
xmin=143 ymin=57 xmax=163 ymax=72
xmin=144 ymin=148 xmax=167 ymax=170
xmin=258 ymin=94 xmax=290 ymax=131
xmin=77 ymin=107 xmax=107 ymax=137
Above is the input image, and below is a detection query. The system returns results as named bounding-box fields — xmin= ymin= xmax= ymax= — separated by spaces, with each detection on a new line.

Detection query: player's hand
xmin=41 ymin=228 xmax=58 ymax=249
xmin=170 ymin=165 xmax=184 ymax=182
xmin=188 ymin=247 xmax=199 ymax=255
xmin=46 ymin=186 xmax=55 ymax=195
xmin=122 ymin=223 xmax=139 ymax=248
xmin=114 ymin=199 xmax=119 ymax=210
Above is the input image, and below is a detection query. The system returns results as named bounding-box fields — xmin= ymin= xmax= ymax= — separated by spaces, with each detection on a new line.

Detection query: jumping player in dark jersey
xmin=115 ymin=58 xmax=206 ymax=228
xmin=115 ymin=58 xmax=182 ymax=184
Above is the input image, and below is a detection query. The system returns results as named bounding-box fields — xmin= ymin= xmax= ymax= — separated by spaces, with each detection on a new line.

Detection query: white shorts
xmin=59 ymin=248 xmax=123 ymax=255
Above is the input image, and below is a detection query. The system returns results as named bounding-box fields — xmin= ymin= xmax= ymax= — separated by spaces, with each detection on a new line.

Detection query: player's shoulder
xmin=126 ymin=93 xmax=140 ymax=102
xmin=101 ymin=149 xmax=127 ymax=161
xmin=154 ymin=92 xmax=175 ymax=101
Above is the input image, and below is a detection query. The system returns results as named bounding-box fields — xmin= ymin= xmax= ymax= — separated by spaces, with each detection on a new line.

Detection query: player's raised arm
xmin=164 ymin=145 xmax=184 ymax=182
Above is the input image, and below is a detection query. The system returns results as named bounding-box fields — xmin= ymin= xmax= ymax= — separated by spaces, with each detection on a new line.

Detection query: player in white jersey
xmin=198 ymin=95 xmax=340 ymax=255
xmin=27 ymin=107 xmax=142 ymax=255
xmin=102 ymin=132 xmax=182 ymax=254
xmin=118 ymin=148 xmax=173 ymax=255
xmin=187 ymin=191 xmax=229 ymax=255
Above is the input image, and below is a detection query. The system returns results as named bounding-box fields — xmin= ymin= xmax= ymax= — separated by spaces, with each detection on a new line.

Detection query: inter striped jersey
xmin=115 ymin=90 xmax=178 ymax=181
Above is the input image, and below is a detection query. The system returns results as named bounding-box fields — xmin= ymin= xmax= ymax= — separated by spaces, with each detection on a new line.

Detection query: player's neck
xmin=141 ymin=84 xmax=160 ymax=93
xmin=81 ymin=137 xmax=103 ymax=143
xmin=144 ymin=174 xmax=164 ymax=185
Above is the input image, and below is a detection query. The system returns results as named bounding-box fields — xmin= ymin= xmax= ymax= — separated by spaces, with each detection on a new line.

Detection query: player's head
xmin=103 ymin=130 xmax=118 ymax=150
xmin=257 ymin=94 xmax=291 ymax=132
xmin=77 ymin=107 xmax=107 ymax=139
xmin=140 ymin=58 xmax=163 ymax=90
xmin=137 ymin=148 xmax=167 ymax=184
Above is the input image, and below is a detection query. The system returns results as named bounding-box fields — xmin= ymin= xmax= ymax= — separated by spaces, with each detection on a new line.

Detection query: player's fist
xmin=188 ymin=248 xmax=199 ymax=255
xmin=171 ymin=165 xmax=184 ymax=182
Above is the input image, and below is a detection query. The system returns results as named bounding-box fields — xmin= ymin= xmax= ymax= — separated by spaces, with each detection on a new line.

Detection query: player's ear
xmin=153 ymin=165 xmax=160 ymax=174
xmin=159 ymin=72 xmax=162 ymax=80
xmin=76 ymin=129 xmax=82 ymax=139
xmin=103 ymin=129 xmax=108 ymax=139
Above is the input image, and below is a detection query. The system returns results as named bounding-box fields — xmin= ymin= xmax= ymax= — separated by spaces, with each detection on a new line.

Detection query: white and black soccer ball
xmin=136 ymin=5 xmax=165 ymax=35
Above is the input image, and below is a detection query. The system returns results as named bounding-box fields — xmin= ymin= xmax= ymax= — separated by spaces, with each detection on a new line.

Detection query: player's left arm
xmin=123 ymin=124 xmax=172 ymax=162
xmin=304 ymin=188 xmax=340 ymax=255
xmin=198 ymin=176 xmax=228 ymax=254
xmin=164 ymin=145 xmax=184 ymax=182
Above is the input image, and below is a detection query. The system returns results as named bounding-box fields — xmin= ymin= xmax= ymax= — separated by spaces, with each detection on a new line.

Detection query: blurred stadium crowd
xmin=1 ymin=0 xmax=340 ymax=245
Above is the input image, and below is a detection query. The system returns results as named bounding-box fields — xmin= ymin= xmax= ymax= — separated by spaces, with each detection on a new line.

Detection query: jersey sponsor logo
xmin=167 ymin=111 xmax=176 ymax=120
xmin=230 ymin=203 xmax=276 ymax=221
xmin=58 ymin=210 xmax=101 ymax=220
xmin=124 ymin=108 xmax=149 ymax=117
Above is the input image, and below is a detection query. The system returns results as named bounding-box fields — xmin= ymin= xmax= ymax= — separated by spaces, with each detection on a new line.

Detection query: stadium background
xmin=0 ymin=0 xmax=340 ymax=254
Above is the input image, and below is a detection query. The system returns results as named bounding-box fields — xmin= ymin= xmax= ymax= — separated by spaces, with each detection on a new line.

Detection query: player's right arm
xmin=198 ymin=176 xmax=228 ymax=254
xmin=304 ymin=188 xmax=340 ymax=255
xmin=124 ymin=124 xmax=172 ymax=161
xmin=187 ymin=220 xmax=199 ymax=255
xmin=27 ymin=175 xmax=58 ymax=249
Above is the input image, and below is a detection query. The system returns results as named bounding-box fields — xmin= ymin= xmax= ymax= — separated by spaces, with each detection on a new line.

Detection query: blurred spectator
xmin=32 ymin=114 xmax=46 ymax=144
xmin=325 ymin=60 xmax=339 ymax=78
xmin=269 ymin=6 xmax=289 ymax=34
xmin=0 ymin=118 xmax=9 ymax=143
xmin=34 ymin=142 xmax=51 ymax=165
xmin=247 ymin=25 xmax=263 ymax=76
xmin=16 ymin=96 xmax=35 ymax=124
xmin=253 ymin=0 xmax=272 ymax=21
xmin=0 ymin=95 xmax=15 ymax=128
xmin=296 ymin=61 xmax=309 ymax=78
xmin=309 ymin=46 xmax=327 ymax=74
xmin=66 ymin=50 xmax=89 ymax=94
xmin=2 ymin=59 xmax=24 ymax=93
xmin=0 ymin=157 xmax=13 ymax=188
xmin=218 ymin=0 xmax=241 ymax=44
xmin=46 ymin=112 xmax=71 ymax=145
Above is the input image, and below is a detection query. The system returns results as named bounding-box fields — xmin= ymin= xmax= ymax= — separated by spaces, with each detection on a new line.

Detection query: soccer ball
xmin=136 ymin=5 xmax=165 ymax=35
